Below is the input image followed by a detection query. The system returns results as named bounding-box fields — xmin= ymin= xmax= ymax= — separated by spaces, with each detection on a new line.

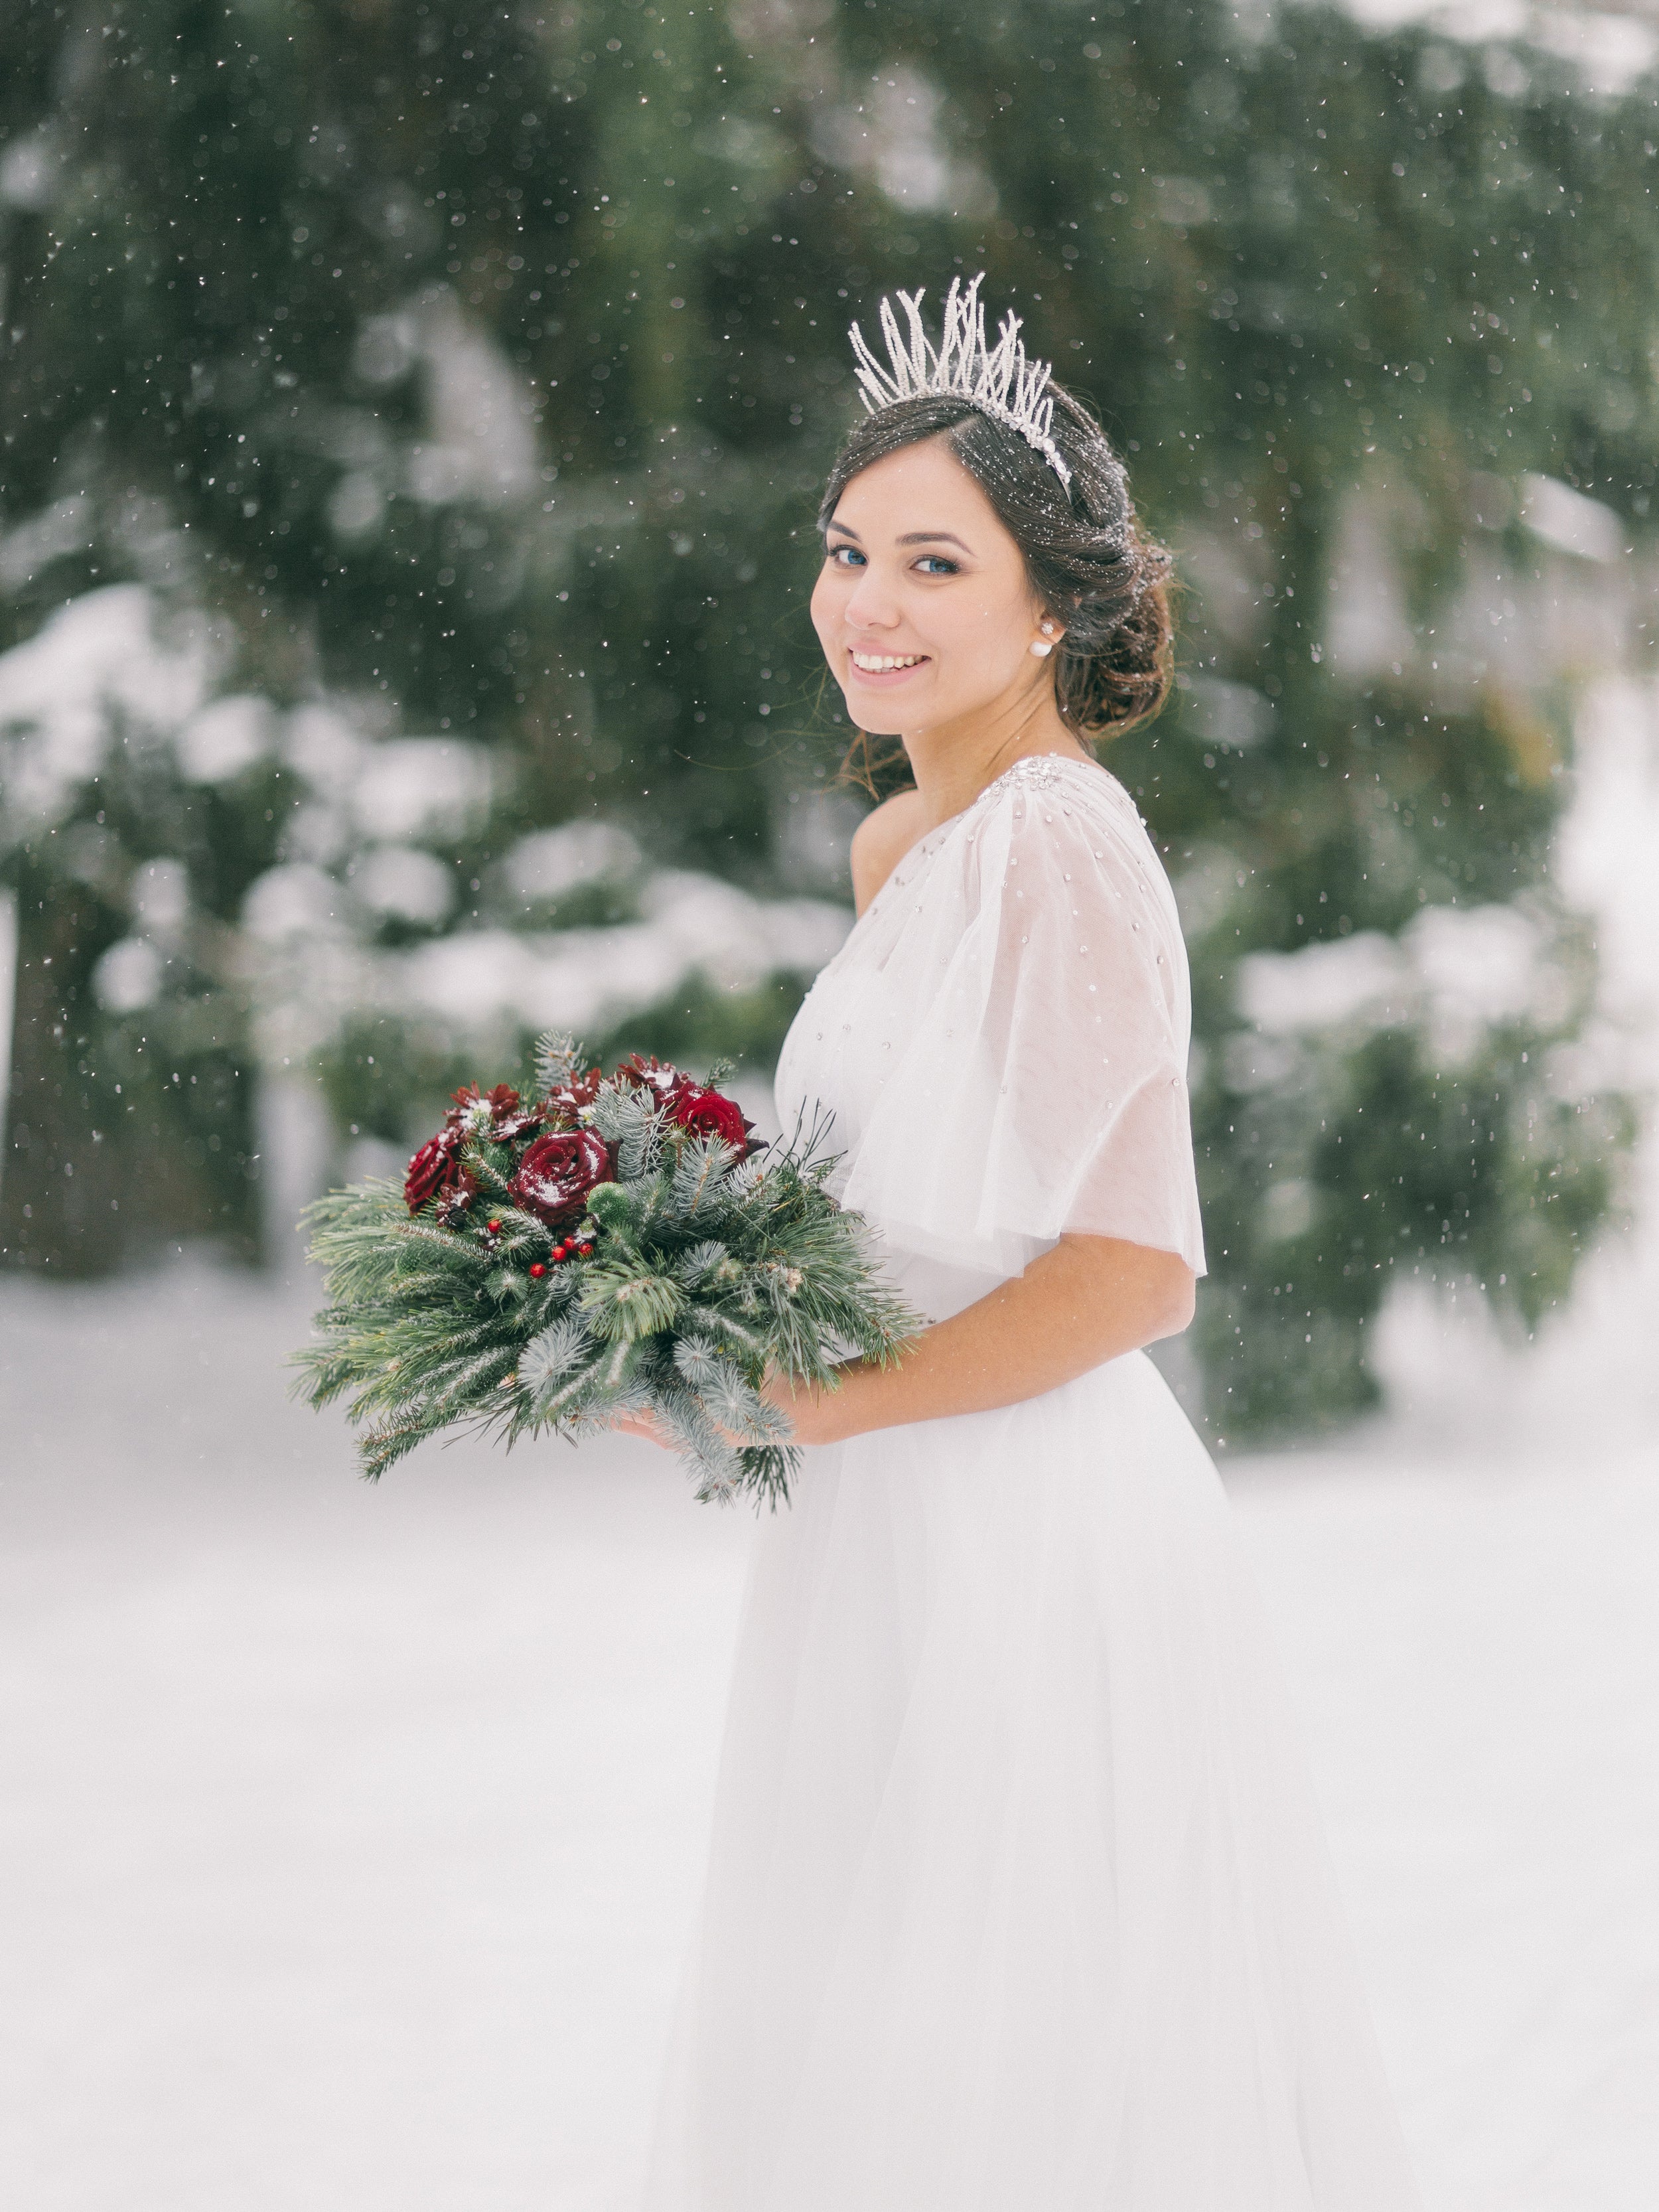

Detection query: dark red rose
xmin=614 ymin=1054 xmax=753 ymax=1153
xmin=405 ymin=1128 xmax=465 ymax=1213
xmin=510 ymin=1128 xmax=614 ymax=1226
xmin=670 ymin=1084 xmax=753 ymax=1155
xmin=613 ymin=1052 xmax=698 ymax=1103
xmin=447 ymin=1082 xmax=543 ymax=1143
xmin=538 ymin=1065 xmax=604 ymax=1126
xmin=407 ymin=1080 xmax=545 ymax=1215
xmin=493 ymin=1100 xmax=545 ymax=1143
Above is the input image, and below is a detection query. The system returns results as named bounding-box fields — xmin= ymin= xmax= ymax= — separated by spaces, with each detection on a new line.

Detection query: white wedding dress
xmin=644 ymin=755 xmax=1421 ymax=2211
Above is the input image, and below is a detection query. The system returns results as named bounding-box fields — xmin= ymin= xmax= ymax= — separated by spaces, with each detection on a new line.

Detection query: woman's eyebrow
xmin=821 ymin=522 xmax=974 ymax=553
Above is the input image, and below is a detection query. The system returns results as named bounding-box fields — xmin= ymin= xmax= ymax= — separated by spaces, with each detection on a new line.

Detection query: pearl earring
xmin=1030 ymin=623 xmax=1056 ymax=658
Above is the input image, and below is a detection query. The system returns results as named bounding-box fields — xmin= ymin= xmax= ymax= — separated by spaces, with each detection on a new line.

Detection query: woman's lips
xmin=845 ymin=650 xmax=930 ymax=688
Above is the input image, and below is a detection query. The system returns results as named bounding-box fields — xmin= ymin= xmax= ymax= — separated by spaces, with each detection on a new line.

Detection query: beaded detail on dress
xmin=979 ymin=751 xmax=1069 ymax=799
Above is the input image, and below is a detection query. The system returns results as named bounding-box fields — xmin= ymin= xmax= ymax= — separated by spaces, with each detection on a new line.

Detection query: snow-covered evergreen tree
xmin=3 ymin=0 xmax=1654 ymax=1428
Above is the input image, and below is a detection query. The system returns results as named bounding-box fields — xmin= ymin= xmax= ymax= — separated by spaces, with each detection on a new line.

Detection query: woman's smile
xmin=846 ymin=647 xmax=930 ymax=684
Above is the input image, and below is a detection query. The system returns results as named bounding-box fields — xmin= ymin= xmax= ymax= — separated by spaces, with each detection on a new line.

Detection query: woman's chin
xmin=835 ymin=680 xmax=899 ymax=733
xmin=843 ymin=671 xmax=938 ymax=727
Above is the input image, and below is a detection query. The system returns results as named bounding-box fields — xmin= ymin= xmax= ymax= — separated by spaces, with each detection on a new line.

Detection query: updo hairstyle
xmin=816 ymin=386 xmax=1175 ymax=789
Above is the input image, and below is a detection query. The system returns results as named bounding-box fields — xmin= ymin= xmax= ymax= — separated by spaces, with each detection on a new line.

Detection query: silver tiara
xmin=847 ymin=273 xmax=1072 ymax=492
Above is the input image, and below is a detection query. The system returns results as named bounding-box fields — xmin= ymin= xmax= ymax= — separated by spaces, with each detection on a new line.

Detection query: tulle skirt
xmin=642 ymin=1349 xmax=1421 ymax=2211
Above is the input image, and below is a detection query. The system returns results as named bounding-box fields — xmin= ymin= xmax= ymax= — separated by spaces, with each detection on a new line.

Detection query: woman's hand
xmin=759 ymin=1370 xmax=855 ymax=1448
xmin=611 ymin=1376 xmax=852 ymax=1453
xmin=613 ymin=1410 xmax=672 ymax=1448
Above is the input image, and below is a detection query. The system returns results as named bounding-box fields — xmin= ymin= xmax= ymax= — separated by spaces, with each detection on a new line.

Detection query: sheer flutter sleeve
xmin=835 ymin=761 xmax=1206 ymax=1281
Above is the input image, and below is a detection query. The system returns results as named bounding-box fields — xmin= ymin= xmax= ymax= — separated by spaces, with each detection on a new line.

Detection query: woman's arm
xmin=764 ymin=1232 xmax=1195 ymax=1446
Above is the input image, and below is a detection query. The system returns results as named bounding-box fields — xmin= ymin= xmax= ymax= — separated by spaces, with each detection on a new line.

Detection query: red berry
xmin=529 ymin=1262 xmax=546 ymax=1279
xmin=486 ymin=1218 xmax=502 ymax=1234
xmin=578 ymin=1242 xmax=593 ymax=1257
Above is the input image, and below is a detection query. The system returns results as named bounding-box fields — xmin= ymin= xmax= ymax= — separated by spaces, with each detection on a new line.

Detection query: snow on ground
xmin=1 ymin=1250 xmax=1656 ymax=2212
xmin=0 ymin=1263 xmax=747 ymax=2212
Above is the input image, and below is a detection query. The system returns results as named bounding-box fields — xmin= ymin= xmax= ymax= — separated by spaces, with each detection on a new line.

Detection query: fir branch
xmin=703 ymin=1365 xmax=792 ymax=1446
xmin=650 ymin=1384 xmax=749 ymax=1501
xmin=626 ymin=1167 xmax=675 ymax=1245
xmin=676 ymin=1238 xmax=729 ymax=1288
xmin=531 ymin=1356 xmax=611 ymax=1422
xmin=534 ymin=1030 xmax=585 ymax=1091
xmin=670 ymin=1334 xmax=727 ymax=1392
xmin=580 ymin=1082 xmax=664 ymax=1183
xmin=522 ymin=1313 xmax=599 ymax=1402
xmin=671 ymin=1136 xmax=739 ymax=1219
xmin=725 ymin=1153 xmax=772 ymax=1200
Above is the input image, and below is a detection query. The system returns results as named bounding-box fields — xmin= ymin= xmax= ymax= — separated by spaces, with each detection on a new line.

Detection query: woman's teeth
xmin=851 ymin=652 xmax=924 ymax=671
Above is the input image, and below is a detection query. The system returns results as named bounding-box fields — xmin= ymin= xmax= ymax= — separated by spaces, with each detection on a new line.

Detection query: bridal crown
xmin=847 ymin=272 xmax=1074 ymax=493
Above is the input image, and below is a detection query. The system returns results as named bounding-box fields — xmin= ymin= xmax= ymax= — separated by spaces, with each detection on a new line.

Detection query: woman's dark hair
xmin=816 ymin=387 xmax=1175 ymax=791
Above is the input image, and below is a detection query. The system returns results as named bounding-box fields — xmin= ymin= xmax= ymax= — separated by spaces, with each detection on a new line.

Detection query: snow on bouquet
xmin=293 ymin=1033 xmax=918 ymax=1505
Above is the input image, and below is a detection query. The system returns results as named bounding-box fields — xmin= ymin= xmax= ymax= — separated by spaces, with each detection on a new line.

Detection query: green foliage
xmin=0 ymin=682 xmax=283 ymax=1270
xmin=294 ymin=1047 xmax=919 ymax=1503
xmin=1192 ymin=980 xmax=1634 ymax=1434
xmin=4 ymin=0 xmax=1654 ymax=1424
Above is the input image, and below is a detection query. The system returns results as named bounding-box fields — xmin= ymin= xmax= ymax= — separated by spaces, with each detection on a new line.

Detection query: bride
xmin=637 ymin=279 xmax=1421 ymax=2211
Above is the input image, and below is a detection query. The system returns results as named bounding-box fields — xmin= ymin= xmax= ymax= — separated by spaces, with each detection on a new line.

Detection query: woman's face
xmin=811 ymin=433 xmax=1058 ymax=735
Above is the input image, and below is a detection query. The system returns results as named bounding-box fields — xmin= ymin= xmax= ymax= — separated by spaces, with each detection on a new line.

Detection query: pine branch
xmin=737 ymin=1445 xmax=797 ymax=1511
xmin=579 ymin=1261 xmax=685 ymax=1343
xmin=361 ymin=1415 xmax=438 ymax=1483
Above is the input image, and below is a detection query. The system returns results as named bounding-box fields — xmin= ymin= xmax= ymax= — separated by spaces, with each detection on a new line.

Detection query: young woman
xmin=639 ymin=281 xmax=1421 ymax=2211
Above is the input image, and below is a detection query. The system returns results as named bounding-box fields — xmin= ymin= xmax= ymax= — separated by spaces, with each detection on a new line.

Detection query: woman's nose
xmin=844 ymin=564 xmax=900 ymax=628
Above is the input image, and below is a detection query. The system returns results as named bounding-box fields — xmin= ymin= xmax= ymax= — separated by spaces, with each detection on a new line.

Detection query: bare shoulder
xmin=849 ymin=788 xmax=930 ymax=916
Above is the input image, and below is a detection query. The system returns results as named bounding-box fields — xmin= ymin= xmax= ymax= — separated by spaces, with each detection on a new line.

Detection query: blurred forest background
xmin=3 ymin=0 xmax=1658 ymax=1433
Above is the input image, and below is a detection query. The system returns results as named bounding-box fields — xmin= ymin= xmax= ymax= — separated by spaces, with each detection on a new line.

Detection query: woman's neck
xmin=902 ymin=692 xmax=1090 ymax=832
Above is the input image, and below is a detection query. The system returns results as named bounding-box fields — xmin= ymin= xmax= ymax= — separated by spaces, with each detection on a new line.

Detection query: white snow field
xmin=3 ymin=1240 xmax=1658 ymax=2212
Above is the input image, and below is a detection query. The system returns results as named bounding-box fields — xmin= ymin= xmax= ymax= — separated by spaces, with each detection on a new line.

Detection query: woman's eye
xmin=827 ymin=544 xmax=865 ymax=567
xmin=915 ymin=555 xmax=958 ymax=575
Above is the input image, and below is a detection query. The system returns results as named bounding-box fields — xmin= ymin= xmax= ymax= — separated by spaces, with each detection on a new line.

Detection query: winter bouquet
xmin=293 ymin=1033 xmax=918 ymax=1505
